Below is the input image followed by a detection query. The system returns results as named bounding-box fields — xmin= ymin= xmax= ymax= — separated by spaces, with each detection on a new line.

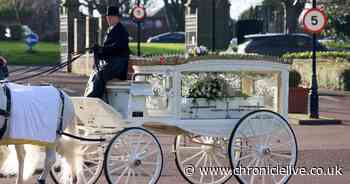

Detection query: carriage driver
xmin=85 ymin=6 xmax=130 ymax=98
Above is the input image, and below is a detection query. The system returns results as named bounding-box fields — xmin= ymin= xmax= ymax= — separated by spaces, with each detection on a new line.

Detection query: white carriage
xmin=51 ymin=58 xmax=298 ymax=184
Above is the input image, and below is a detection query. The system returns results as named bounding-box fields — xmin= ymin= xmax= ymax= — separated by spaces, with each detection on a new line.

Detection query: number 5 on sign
xmin=303 ymin=8 xmax=328 ymax=33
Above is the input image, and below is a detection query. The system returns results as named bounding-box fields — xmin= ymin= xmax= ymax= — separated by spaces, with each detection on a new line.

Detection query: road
xmin=1 ymin=67 xmax=350 ymax=184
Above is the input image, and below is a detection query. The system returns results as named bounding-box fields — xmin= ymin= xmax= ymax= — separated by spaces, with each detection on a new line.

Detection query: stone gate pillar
xmin=60 ymin=0 xmax=80 ymax=72
xmin=185 ymin=0 xmax=232 ymax=51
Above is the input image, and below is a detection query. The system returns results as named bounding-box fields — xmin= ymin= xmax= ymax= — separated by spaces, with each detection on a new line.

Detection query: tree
xmin=79 ymin=0 xmax=151 ymax=17
xmin=162 ymin=0 xmax=229 ymax=32
xmin=0 ymin=0 xmax=24 ymax=24
xmin=281 ymin=0 xmax=306 ymax=33
xmin=263 ymin=0 xmax=305 ymax=33
xmin=162 ymin=0 xmax=188 ymax=31
xmin=238 ymin=6 xmax=257 ymax=20
xmin=0 ymin=0 xmax=59 ymax=41
xmin=322 ymin=0 xmax=350 ymax=39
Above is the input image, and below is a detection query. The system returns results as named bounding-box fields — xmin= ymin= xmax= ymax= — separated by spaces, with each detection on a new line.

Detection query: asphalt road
xmin=1 ymin=67 xmax=350 ymax=184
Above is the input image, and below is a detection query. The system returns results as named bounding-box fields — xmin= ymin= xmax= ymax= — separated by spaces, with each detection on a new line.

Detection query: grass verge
xmin=0 ymin=41 xmax=185 ymax=65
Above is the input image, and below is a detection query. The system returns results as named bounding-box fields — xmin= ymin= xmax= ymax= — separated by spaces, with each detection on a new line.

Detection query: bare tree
xmin=281 ymin=0 xmax=306 ymax=33
xmin=81 ymin=0 xmax=144 ymax=17
xmin=162 ymin=0 xmax=187 ymax=31
xmin=163 ymin=0 xmax=228 ymax=32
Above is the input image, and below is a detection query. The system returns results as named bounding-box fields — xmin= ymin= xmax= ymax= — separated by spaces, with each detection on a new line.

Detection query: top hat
xmin=106 ymin=6 xmax=120 ymax=16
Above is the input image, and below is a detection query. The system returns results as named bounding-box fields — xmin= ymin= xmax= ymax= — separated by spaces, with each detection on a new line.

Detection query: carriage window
xmin=143 ymin=74 xmax=173 ymax=110
xmin=181 ymin=71 xmax=279 ymax=119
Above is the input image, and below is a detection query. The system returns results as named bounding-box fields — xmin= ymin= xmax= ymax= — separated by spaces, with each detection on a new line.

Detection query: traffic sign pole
xmin=137 ymin=0 xmax=141 ymax=56
xmin=132 ymin=3 xmax=146 ymax=57
xmin=25 ymin=33 xmax=39 ymax=53
xmin=310 ymin=0 xmax=319 ymax=119
xmin=302 ymin=1 xmax=327 ymax=119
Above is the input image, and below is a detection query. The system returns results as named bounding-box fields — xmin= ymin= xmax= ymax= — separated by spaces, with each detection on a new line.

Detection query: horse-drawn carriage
xmin=47 ymin=58 xmax=298 ymax=184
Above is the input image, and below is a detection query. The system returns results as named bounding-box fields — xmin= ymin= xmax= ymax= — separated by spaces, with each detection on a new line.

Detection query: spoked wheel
xmin=50 ymin=142 xmax=104 ymax=184
xmin=104 ymin=127 xmax=163 ymax=184
xmin=228 ymin=110 xmax=298 ymax=184
xmin=50 ymin=126 xmax=105 ymax=184
xmin=174 ymin=135 xmax=233 ymax=184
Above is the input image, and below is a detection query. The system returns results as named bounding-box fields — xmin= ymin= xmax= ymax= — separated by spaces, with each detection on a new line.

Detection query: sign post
xmin=302 ymin=0 xmax=328 ymax=119
xmin=132 ymin=2 xmax=146 ymax=56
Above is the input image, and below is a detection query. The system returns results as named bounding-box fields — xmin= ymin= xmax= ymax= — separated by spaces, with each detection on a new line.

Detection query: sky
xmin=148 ymin=0 xmax=263 ymax=19
xmin=80 ymin=0 xmax=263 ymax=20
xmin=229 ymin=0 xmax=263 ymax=19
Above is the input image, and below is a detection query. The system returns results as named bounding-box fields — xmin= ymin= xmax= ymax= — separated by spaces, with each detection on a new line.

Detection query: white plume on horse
xmin=0 ymin=83 xmax=84 ymax=184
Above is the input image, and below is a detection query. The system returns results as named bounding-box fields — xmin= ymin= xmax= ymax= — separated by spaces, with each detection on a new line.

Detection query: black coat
xmin=101 ymin=22 xmax=130 ymax=60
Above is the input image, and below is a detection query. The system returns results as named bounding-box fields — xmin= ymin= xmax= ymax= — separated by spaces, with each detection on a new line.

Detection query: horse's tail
xmin=56 ymin=116 xmax=84 ymax=182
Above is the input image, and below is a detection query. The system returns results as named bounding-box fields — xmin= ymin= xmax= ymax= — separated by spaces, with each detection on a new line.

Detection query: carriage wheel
xmin=174 ymin=135 xmax=233 ymax=184
xmin=50 ymin=142 xmax=104 ymax=184
xmin=228 ymin=110 xmax=298 ymax=184
xmin=104 ymin=127 xmax=163 ymax=184
xmin=50 ymin=126 xmax=105 ymax=184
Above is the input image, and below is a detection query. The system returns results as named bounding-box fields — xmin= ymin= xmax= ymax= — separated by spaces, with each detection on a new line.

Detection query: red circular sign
xmin=303 ymin=8 xmax=328 ymax=33
xmin=132 ymin=6 xmax=146 ymax=21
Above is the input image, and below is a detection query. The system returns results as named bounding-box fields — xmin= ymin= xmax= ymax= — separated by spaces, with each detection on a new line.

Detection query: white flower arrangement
xmin=188 ymin=76 xmax=226 ymax=102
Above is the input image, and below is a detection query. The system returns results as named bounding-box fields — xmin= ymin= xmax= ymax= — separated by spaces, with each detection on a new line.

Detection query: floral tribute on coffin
xmin=180 ymin=71 xmax=278 ymax=119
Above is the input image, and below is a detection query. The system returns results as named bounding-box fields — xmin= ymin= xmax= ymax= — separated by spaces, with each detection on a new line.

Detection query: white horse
xmin=0 ymin=84 xmax=83 ymax=184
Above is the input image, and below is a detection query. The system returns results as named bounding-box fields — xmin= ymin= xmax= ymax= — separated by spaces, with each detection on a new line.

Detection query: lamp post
xmin=309 ymin=0 xmax=319 ymax=119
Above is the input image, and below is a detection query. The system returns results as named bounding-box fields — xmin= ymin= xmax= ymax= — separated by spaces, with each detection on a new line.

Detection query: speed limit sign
xmin=303 ymin=8 xmax=328 ymax=33
xmin=132 ymin=6 xmax=146 ymax=21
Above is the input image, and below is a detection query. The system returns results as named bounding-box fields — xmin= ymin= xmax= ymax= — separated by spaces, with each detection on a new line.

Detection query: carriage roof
xmin=132 ymin=58 xmax=291 ymax=74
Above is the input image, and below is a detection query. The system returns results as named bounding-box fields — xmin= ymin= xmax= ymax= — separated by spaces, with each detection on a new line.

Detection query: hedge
xmin=283 ymin=51 xmax=350 ymax=61
xmin=324 ymin=41 xmax=350 ymax=50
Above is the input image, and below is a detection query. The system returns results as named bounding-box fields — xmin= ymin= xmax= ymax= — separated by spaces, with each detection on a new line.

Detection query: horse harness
xmin=0 ymin=85 xmax=66 ymax=139
xmin=0 ymin=85 xmax=11 ymax=139
xmin=57 ymin=89 xmax=65 ymax=135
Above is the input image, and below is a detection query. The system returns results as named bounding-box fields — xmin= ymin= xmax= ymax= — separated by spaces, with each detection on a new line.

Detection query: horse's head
xmin=0 ymin=57 xmax=9 ymax=81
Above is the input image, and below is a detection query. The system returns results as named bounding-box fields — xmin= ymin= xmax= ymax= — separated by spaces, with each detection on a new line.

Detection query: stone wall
xmin=292 ymin=59 xmax=350 ymax=91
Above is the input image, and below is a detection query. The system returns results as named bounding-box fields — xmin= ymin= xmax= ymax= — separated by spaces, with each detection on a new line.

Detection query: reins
xmin=2 ymin=47 xmax=92 ymax=83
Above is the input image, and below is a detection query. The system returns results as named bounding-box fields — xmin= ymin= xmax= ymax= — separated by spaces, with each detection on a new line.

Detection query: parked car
xmin=237 ymin=33 xmax=327 ymax=57
xmin=147 ymin=32 xmax=185 ymax=43
xmin=319 ymin=35 xmax=337 ymax=44
xmin=230 ymin=38 xmax=238 ymax=46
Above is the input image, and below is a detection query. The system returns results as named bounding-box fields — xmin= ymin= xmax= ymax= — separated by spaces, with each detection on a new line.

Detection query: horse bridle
xmin=0 ymin=85 xmax=11 ymax=138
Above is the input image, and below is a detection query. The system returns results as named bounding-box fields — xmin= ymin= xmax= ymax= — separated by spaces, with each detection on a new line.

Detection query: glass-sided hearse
xmin=66 ymin=58 xmax=297 ymax=184
xmin=101 ymin=58 xmax=296 ymax=184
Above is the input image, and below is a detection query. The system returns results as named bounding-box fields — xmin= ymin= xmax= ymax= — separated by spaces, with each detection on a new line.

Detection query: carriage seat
xmin=106 ymin=79 xmax=132 ymax=87
xmin=106 ymin=79 xmax=153 ymax=96
xmin=106 ymin=79 xmax=151 ymax=87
